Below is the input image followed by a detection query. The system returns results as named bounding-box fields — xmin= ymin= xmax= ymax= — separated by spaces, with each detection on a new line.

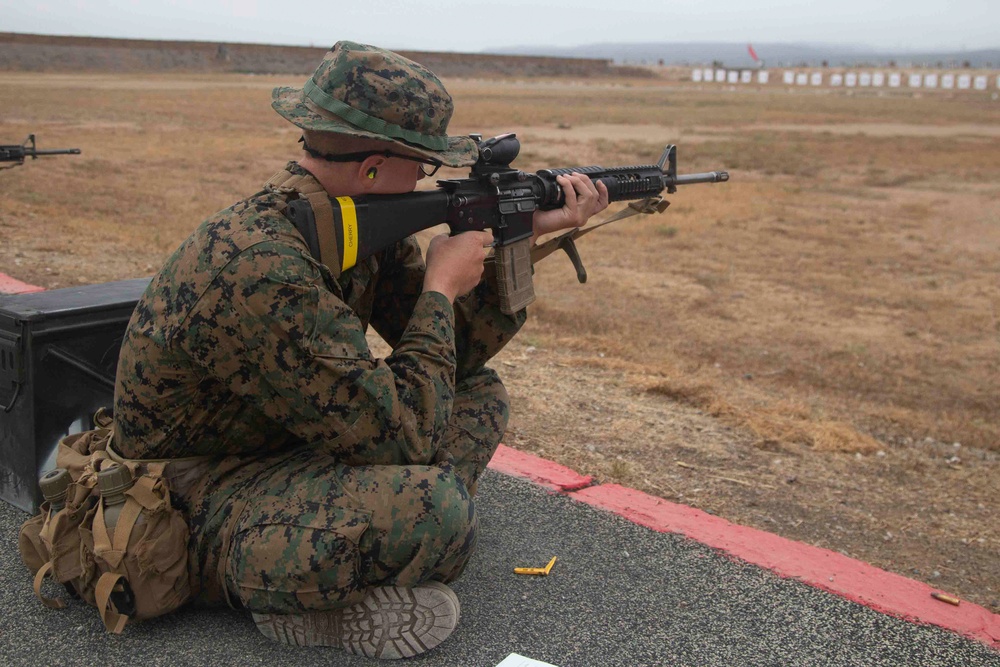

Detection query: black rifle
xmin=1 ymin=134 xmax=81 ymax=169
xmin=286 ymin=133 xmax=728 ymax=314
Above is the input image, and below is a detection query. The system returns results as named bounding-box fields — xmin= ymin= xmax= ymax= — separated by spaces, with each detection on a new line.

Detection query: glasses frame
xmin=299 ymin=136 xmax=443 ymax=177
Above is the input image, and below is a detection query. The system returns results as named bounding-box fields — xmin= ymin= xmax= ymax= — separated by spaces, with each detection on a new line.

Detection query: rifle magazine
xmin=495 ymin=240 xmax=535 ymax=315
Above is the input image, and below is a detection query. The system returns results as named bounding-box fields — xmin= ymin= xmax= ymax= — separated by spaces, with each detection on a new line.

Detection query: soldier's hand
xmin=423 ymin=230 xmax=493 ymax=302
xmin=531 ymin=172 xmax=609 ymax=242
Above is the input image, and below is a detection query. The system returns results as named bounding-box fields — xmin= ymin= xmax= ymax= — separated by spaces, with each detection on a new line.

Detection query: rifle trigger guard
xmin=559 ymin=237 xmax=587 ymax=284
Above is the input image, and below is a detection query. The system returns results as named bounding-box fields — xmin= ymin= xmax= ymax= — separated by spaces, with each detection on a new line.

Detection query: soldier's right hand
xmin=423 ymin=230 xmax=493 ymax=302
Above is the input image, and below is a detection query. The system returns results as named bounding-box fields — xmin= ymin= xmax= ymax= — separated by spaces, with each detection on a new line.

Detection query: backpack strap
xmin=32 ymin=562 xmax=67 ymax=610
xmin=31 ymin=506 xmax=71 ymax=610
xmin=127 ymin=473 xmax=166 ymax=511
xmin=95 ymin=573 xmax=130 ymax=634
xmin=92 ymin=496 xmax=142 ymax=571
xmin=104 ymin=442 xmax=209 ymax=467
xmin=90 ymin=495 xmax=144 ymax=633
xmin=264 ymin=168 xmax=341 ymax=278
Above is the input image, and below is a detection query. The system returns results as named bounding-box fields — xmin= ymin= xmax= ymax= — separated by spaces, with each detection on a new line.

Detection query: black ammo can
xmin=0 ymin=278 xmax=149 ymax=512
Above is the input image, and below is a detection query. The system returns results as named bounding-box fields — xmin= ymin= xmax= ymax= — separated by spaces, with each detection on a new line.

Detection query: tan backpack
xmin=18 ymin=419 xmax=197 ymax=633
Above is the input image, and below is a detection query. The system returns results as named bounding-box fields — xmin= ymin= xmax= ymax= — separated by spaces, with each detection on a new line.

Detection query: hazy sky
xmin=3 ymin=0 xmax=998 ymax=53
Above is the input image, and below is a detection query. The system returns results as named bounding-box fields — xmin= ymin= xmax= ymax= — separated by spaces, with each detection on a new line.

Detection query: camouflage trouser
xmin=186 ymin=367 xmax=508 ymax=614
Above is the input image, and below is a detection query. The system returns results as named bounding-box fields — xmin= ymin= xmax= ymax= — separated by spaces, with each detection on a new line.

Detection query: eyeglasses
xmin=299 ymin=136 xmax=443 ymax=177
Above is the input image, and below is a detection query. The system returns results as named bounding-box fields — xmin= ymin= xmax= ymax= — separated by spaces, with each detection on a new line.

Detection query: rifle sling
xmin=530 ymin=196 xmax=669 ymax=265
xmin=264 ymin=168 xmax=342 ymax=279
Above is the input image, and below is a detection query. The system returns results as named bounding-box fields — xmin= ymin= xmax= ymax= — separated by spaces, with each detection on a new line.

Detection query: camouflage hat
xmin=272 ymin=41 xmax=478 ymax=168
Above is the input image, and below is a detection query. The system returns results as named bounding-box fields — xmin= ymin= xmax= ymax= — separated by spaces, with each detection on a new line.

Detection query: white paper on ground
xmin=495 ymin=654 xmax=560 ymax=667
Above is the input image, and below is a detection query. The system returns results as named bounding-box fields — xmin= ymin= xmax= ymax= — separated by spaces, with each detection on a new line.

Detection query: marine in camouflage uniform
xmin=113 ymin=41 xmax=607 ymax=659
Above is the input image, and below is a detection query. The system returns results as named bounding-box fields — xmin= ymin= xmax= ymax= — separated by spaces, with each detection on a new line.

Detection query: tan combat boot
xmin=252 ymin=581 xmax=460 ymax=660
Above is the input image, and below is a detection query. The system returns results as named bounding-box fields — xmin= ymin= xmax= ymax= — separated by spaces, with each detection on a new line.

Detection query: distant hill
xmin=491 ymin=42 xmax=1000 ymax=68
xmin=0 ymin=32 xmax=650 ymax=78
xmin=4 ymin=33 xmax=994 ymax=75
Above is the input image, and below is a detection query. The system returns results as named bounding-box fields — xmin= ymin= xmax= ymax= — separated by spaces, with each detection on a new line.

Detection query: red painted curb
xmin=488 ymin=444 xmax=593 ymax=492
xmin=571 ymin=484 xmax=999 ymax=648
xmin=489 ymin=446 xmax=999 ymax=649
xmin=0 ymin=272 xmax=44 ymax=294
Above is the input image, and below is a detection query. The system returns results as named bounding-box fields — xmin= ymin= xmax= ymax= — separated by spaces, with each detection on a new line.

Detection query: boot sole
xmin=253 ymin=581 xmax=460 ymax=660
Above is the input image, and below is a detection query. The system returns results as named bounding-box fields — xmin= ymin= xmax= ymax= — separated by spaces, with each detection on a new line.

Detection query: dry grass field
xmin=1 ymin=71 xmax=998 ymax=612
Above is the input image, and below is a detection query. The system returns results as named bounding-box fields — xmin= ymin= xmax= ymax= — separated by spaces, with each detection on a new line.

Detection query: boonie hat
xmin=272 ymin=41 xmax=478 ymax=167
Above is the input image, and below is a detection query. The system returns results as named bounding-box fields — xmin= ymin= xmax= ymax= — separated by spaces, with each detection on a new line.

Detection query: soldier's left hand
xmin=531 ymin=172 xmax=609 ymax=242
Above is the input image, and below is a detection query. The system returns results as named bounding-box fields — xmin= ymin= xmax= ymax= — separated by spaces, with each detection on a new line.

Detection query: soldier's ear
xmin=358 ymin=156 xmax=386 ymax=190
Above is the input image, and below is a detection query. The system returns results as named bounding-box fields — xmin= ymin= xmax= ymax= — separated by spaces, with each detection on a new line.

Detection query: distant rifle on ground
xmin=286 ymin=132 xmax=729 ymax=314
xmin=1 ymin=134 xmax=81 ymax=169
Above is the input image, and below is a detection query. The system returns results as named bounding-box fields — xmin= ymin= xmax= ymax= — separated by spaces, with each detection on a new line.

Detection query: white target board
xmin=794 ymin=72 xmax=806 ymax=85
xmin=872 ymin=72 xmax=885 ymax=87
xmin=727 ymin=71 xmax=739 ymax=83
xmin=716 ymin=69 xmax=727 ymax=82
xmin=997 ymin=75 xmax=1000 ymax=89
xmin=740 ymin=70 xmax=752 ymax=84
xmin=703 ymin=68 xmax=714 ymax=82
xmin=974 ymin=75 xmax=987 ymax=90
xmin=830 ymin=73 xmax=843 ymax=86
xmin=692 ymin=69 xmax=703 ymax=82
xmin=810 ymin=72 xmax=822 ymax=85
xmin=958 ymin=74 xmax=971 ymax=89
xmin=942 ymin=74 xmax=955 ymax=89
xmin=924 ymin=73 xmax=938 ymax=88
xmin=782 ymin=71 xmax=794 ymax=84
xmin=859 ymin=73 xmax=872 ymax=87
xmin=845 ymin=72 xmax=858 ymax=87
xmin=757 ymin=70 xmax=769 ymax=84
xmin=889 ymin=73 xmax=901 ymax=88
xmin=908 ymin=74 xmax=922 ymax=87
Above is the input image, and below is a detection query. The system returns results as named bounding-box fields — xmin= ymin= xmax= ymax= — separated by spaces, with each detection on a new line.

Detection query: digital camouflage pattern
xmin=114 ymin=163 xmax=525 ymax=610
xmin=271 ymin=40 xmax=479 ymax=167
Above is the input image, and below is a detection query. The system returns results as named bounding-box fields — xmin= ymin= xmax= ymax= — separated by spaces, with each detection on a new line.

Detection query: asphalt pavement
xmin=2 ymin=466 xmax=998 ymax=667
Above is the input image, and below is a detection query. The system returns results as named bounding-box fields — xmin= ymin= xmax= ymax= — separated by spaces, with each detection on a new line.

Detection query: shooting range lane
xmin=488 ymin=444 xmax=1000 ymax=649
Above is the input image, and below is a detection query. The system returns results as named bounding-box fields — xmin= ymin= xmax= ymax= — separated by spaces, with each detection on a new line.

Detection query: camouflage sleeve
xmin=180 ymin=241 xmax=457 ymax=466
xmin=452 ymin=258 xmax=528 ymax=378
xmin=367 ymin=237 xmax=426 ymax=350
xmin=370 ymin=238 xmax=527 ymax=381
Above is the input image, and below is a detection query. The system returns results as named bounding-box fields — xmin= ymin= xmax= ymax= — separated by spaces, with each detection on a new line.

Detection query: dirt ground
xmin=0 ymin=72 xmax=997 ymax=614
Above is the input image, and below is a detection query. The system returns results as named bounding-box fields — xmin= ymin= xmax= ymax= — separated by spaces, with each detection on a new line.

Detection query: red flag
xmin=748 ymin=43 xmax=759 ymax=62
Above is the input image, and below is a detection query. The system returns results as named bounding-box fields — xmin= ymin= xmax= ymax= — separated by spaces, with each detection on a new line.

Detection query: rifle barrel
xmin=667 ymin=171 xmax=730 ymax=186
xmin=31 ymin=148 xmax=82 ymax=156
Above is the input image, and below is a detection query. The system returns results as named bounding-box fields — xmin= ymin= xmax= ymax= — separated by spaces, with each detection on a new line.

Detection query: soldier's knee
xmin=375 ymin=466 xmax=477 ymax=584
xmin=465 ymin=366 xmax=508 ymax=402
xmin=456 ymin=366 xmax=510 ymax=433
xmin=483 ymin=370 xmax=511 ymax=433
xmin=425 ymin=468 xmax=478 ymax=581
xmin=430 ymin=468 xmax=477 ymax=544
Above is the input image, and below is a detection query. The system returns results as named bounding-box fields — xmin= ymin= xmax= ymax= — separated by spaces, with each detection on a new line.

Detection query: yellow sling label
xmin=336 ymin=196 xmax=359 ymax=272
